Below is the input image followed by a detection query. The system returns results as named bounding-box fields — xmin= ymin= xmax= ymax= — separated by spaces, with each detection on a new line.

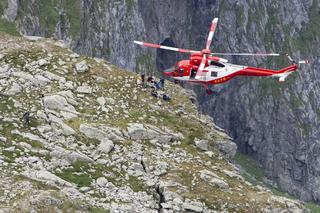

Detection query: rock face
xmin=0 ymin=35 xmax=309 ymax=212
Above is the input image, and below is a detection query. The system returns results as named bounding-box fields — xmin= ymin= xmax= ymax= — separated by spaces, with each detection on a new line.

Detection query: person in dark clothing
xmin=159 ymin=78 xmax=164 ymax=87
xmin=162 ymin=94 xmax=171 ymax=101
xmin=22 ymin=111 xmax=30 ymax=126
xmin=140 ymin=73 xmax=145 ymax=86
xmin=151 ymin=88 xmax=158 ymax=98
xmin=154 ymin=81 xmax=161 ymax=90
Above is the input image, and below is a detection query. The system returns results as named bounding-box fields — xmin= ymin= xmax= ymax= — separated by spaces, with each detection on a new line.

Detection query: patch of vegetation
xmin=56 ymin=160 xmax=93 ymax=187
xmin=88 ymin=207 xmax=110 ymax=213
xmin=234 ymin=152 xmax=265 ymax=185
xmin=125 ymin=0 xmax=135 ymax=13
xmin=36 ymin=0 xmax=59 ymax=35
xmin=305 ymin=202 xmax=320 ymax=213
xmin=128 ymin=176 xmax=147 ymax=192
xmin=0 ymin=18 xmax=19 ymax=36
xmin=62 ymin=0 xmax=81 ymax=36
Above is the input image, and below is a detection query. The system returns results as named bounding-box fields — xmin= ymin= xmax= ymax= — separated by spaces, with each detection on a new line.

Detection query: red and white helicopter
xmin=134 ymin=18 xmax=309 ymax=94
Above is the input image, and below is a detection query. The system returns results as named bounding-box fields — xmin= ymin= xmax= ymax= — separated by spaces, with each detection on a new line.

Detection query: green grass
xmin=128 ymin=176 xmax=147 ymax=192
xmin=234 ymin=152 xmax=265 ymax=185
xmin=306 ymin=202 xmax=320 ymax=213
xmin=0 ymin=18 xmax=19 ymax=36
xmin=63 ymin=0 xmax=81 ymax=36
xmin=56 ymin=161 xmax=93 ymax=187
xmin=89 ymin=207 xmax=110 ymax=213
xmin=37 ymin=0 xmax=59 ymax=35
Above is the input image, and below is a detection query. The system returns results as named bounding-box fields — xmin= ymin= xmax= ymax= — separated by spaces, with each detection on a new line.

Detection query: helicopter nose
xmin=163 ymin=67 xmax=175 ymax=76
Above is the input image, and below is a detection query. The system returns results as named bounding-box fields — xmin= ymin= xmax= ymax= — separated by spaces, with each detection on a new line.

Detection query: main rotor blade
xmin=210 ymin=53 xmax=280 ymax=56
xmin=205 ymin=18 xmax=219 ymax=50
xmin=195 ymin=54 xmax=207 ymax=80
xmin=134 ymin=41 xmax=201 ymax=54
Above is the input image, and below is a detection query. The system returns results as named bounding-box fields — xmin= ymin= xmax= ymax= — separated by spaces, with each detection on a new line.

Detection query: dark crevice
xmin=140 ymin=159 xmax=147 ymax=173
xmin=155 ymin=184 xmax=165 ymax=212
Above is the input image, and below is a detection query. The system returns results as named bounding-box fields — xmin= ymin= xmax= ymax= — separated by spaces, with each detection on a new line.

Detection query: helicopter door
xmin=190 ymin=68 xmax=197 ymax=79
xmin=179 ymin=68 xmax=184 ymax=77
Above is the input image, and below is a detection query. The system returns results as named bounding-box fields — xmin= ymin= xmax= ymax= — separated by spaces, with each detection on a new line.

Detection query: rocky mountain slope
xmin=0 ymin=33 xmax=312 ymax=212
xmin=1 ymin=0 xmax=320 ymax=205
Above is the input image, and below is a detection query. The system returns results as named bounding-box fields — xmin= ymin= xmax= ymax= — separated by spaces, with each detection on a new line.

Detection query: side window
xmin=210 ymin=61 xmax=225 ymax=67
xmin=211 ymin=71 xmax=218 ymax=77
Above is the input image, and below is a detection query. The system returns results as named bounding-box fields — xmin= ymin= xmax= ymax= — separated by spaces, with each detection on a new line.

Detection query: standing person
xmin=140 ymin=73 xmax=145 ymax=86
xmin=159 ymin=78 xmax=165 ymax=89
xmin=147 ymin=76 xmax=154 ymax=88
xmin=22 ymin=111 xmax=30 ymax=126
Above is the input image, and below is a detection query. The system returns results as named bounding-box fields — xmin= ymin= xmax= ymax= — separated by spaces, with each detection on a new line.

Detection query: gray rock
xmin=214 ymin=139 xmax=237 ymax=160
xmin=96 ymin=177 xmax=108 ymax=187
xmin=194 ymin=138 xmax=209 ymax=151
xmin=98 ymin=139 xmax=114 ymax=154
xmin=43 ymin=94 xmax=79 ymax=119
xmin=0 ymin=137 xmax=7 ymax=142
xmin=76 ymin=85 xmax=92 ymax=94
xmin=4 ymin=0 xmax=19 ymax=22
xmin=22 ymin=169 xmax=72 ymax=187
xmin=80 ymin=124 xmax=125 ymax=142
xmin=24 ymin=36 xmax=43 ymax=41
xmin=37 ymin=59 xmax=48 ymax=66
xmin=183 ymin=203 xmax=203 ymax=212
xmin=97 ymin=97 xmax=106 ymax=106
xmin=222 ymin=169 xmax=244 ymax=181
xmin=127 ymin=123 xmax=181 ymax=144
xmin=50 ymin=146 xmax=93 ymax=163
xmin=75 ymin=60 xmax=89 ymax=73
xmin=3 ymin=82 xmax=22 ymax=96
xmin=200 ymin=170 xmax=229 ymax=190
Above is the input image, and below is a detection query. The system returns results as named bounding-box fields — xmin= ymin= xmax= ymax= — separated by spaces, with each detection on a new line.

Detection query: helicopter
xmin=134 ymin=18 xmax=309 ymax=94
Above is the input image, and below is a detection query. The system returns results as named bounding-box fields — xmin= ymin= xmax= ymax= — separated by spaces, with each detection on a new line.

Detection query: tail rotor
xmin=286 ymin=54 xmax=310 ymax=65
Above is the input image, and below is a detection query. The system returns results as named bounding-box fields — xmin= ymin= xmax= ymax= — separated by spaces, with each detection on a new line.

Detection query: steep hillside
xmin=1 ymin=0 xmax=320 ymax=204
xmin=0 ymin=34 xmax=311 ymax=212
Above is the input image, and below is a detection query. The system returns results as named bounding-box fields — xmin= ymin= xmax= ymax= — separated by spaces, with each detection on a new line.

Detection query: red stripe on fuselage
xmin=237 ymin=64 xmax=298 ymax=76
xmin=210 ymin=23 xmax=217 ymax=31
xmin=179 ymin=49 xmax=190 ymax=53
xmin=143 ymin=42 xmax=161 ymax=48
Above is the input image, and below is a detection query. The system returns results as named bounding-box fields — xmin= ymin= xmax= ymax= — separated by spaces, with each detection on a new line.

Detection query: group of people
xmin=140 ymin=73 xmax=171 ymax=101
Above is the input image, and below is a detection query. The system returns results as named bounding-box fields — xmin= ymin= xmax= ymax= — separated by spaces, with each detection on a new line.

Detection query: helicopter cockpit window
xmin=210 ymin=60 xmax=225 ymax=67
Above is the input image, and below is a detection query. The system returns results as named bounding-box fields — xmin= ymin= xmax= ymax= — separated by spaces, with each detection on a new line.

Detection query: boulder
xmin=98 ymin=139 xmax=114 ymax=154
xmin=3 ymin=82 xmax=22 ymax=96
xmin=22 ymin=169 xmax=72 ymax=187
xmin=50 ymin=146 xmax=93 ymax=163
xmin=75 ymin=60 xmax=89 ymax=73
xmin=127 ymin=123 xmax=181 ymax=144
xmin=200 ymin=170 xmax=229 ymax=190
xmin=97 ymin=97 xmax=106 ymax=106
xmin=76 ymin=85 xmax=92 ymax=94
xmin=96 ymin=177 xmax=108 ymax=187
xmin=194 ymin=138 xmax=209 ymax=151
xmin=37 ymin=59 xmax=48 ymax=66
xmin=43 ymin=94 xmax=79 ymax=119
xmin=214 ymin=139 xmax=237 ymax=160
xmin=80 ymin=124 xmax=125 ymax=142
xmin=183 ymin=203 xmax=203 ymax=212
